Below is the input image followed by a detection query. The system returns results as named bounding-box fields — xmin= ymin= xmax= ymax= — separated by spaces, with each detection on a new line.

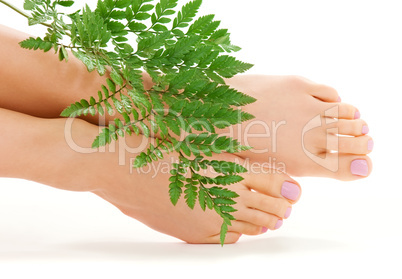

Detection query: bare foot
xmin=227 ymin=75 xmax=373 ymax=181
xmin=0 ymin=108 xmax=301 ymax=244
xmin=71 ymin=118 xmax=300 ymax=244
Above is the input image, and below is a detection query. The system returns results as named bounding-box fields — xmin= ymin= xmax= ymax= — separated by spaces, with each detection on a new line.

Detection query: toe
xmin=349 ymin=157 xmax=372 ymax=178
xmin=324 ymin=103 xmax=360 ymax=119
xmin=327 ymin=135 xmax=374 ymax=154
xmin=340 ymin=155 xmax=373 ymax=180
xmin=306 ymin=153 xmax=372 ymax=181
xmin=234 ymin=207 xmax=283 ymax=231
xmin=330 ymin=119 xmax=369 ymax=136
xmin=229 ymin=220 xmax=264 ymax=236
xmin=241 ymin=171 xmax=301 ymax=203
xmin=224 ymin=232 xmax=242 ymax=244
xmin=310 ymin=83 xmax=340 ymax=102
xmin=241 ymin=191 xmax=292 ymax=219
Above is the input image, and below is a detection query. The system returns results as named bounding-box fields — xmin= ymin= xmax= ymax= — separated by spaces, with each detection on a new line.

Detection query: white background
xmin=1 ymin=0 xmax=401 ymax=278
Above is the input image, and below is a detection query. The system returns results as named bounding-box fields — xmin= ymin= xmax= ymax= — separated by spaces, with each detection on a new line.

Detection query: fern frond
xmin=8 ymin=0 xmax=258 ymax=245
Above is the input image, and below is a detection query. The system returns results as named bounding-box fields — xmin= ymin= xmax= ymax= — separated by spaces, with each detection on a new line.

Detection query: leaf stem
xmin=0 ymin=0 xmax=51 ymax=28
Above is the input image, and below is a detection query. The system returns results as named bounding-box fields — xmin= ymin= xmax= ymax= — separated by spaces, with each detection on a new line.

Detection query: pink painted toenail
xmin=337 ymin=96 xmax=341 ymax=102
xmin=281 ymin=181 xmax=300 ymax=201
xmin=354 ymin=111 xmax=361 ymax=119
xmin=261 ymin=227 xmax=268 ymax=233
xmin=285 ymin=207 xmax=292 ymax=218
xmin=274 ymin=220 xmax=283 ymax=230
xmin=350 ymin=159 xmax=369 ymax=176
xmin=368 ymin=140 xmax=374 ymax=151
xmin=362 ymin=125 xmax=369 ymax=134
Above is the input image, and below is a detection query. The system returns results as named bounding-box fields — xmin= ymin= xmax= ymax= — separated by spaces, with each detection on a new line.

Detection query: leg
xmin=0 ymin=24 xmax=106 ymax=119
xmin=0 ymin=108 xmax=300 ymax=243
xmin=0 ymin=24 xmax=152 ymax=122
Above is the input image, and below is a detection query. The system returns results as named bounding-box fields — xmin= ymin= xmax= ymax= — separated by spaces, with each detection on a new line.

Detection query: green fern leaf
xmin=23 ymin=0 xmax=36 ymax=10
xmin=212 ymin=175 xmax=244 ymax=186
xmin=110 ymin=70 xmax=124 ymax=86
xmin=19 ymin=37 xmax=53 ymax=52
xmin=219 ymin=205 xmax=237 ymax=213
xmin=198 ymin=186 xmax=207 ymax=211
xmin=137 ymin=32 xmax=171 ymax=57
xmin=57 ymin=1 xmax=75 ymax=7
xmin=169 ymin=182 xmax=183 ymax=205
xmin=220 ymin=222 xmax=228 ymax=246
xmin=140 ymin=122 xmax=150 ymax=137
xmin=209 ymin=55 xmax=253 ymax=78
xmin=206 ymin=160 xmax=247 ymax=175
xmin=172 ymin=0 xmax=202 ymax=29
xmin=187 ymin=14 xmax=214 ymax=34
xmin=213 ymin=197 xmax=236 ymax=205
xmin=165 ymin=117 xmax=181 ymax=136
xmin=133 ymin=152 xmax=148 ymax=167
xmin=92 ymin=127 xmax=111 ymax=148
xmin=184 ymin=183 xmax=198 ymax=209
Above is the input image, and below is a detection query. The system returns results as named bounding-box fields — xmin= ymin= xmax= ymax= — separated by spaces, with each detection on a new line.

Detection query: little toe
xmin=332 ymin=119 xmax=369 ymax=136
xmin=327 ymin=135 xmax=374 ymax=154
xmin=242 ymin=171 xmax=301 ymax=203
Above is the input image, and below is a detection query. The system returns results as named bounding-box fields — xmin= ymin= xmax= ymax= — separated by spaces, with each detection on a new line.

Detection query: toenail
xmin=284 ymin=207 xmax=292 ymax=218
xmin=281 ymin=181 xmax=301 ymax=201
xmin=350 ymin=159 xmax=369 ymax=176
xmin=261 ymin=227 xmax=268 ymax=233
xmin=354 ymin=110 xmax=361 ymax=119
xmin=274 ymin=220 xmax=283 ymax=230
xmin=337 ymin=96 xmax=341 ymax=102
xmin=368 ymin=140 xmax=374 ymax=151
xmin=362 ymin=125 xmax=369 ymax=134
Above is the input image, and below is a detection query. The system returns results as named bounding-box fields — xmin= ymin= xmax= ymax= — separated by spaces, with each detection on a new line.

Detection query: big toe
xmin=242 ymin=170 xmax=302 ymax=203
xmin=306 ymin=153 xmax=372 ymax=181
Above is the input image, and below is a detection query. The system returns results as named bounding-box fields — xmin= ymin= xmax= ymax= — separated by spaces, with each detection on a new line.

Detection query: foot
xmin=74 ymin=120 xmax=301 ymax=244
xmin=227 ymin=75 xmax=373 ymax=181
xmin=0 ymin=109 xmax=301 ymax=244
xmin=95 ymin=153 xmax=299 ymax=244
